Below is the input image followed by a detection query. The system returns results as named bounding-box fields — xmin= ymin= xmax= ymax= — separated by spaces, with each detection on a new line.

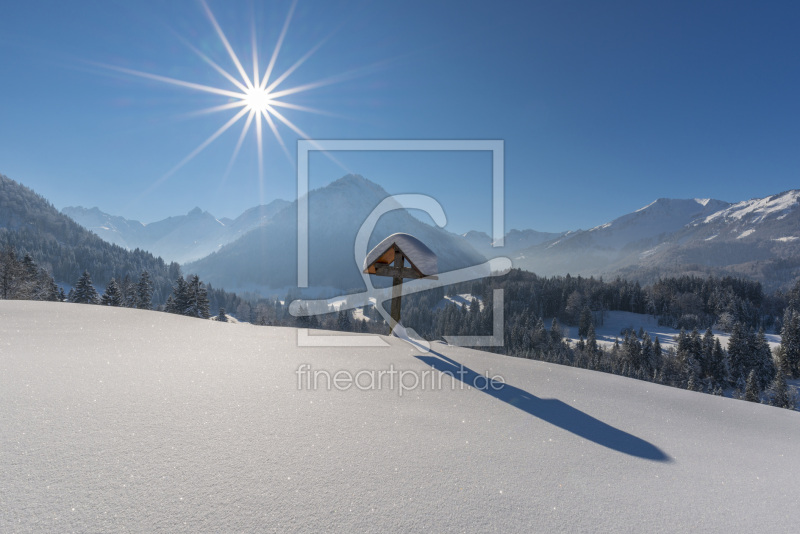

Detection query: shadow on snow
xmin=415 ymin=350 xmax=672 ymax=462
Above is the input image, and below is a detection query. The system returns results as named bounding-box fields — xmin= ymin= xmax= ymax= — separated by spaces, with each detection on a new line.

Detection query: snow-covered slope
xmin=62 ymin=199 xmax=290 ymax=264
xmin=2 ymin=301 xmax=799 ymax=532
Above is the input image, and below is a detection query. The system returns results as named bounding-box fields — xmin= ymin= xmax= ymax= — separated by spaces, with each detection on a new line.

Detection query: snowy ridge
xmin=703 ymin=190 xmax=800 ymax=224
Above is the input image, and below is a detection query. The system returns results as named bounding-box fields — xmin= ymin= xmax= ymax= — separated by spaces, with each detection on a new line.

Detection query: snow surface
xmin=2 ymin=301 xmax=799 ymax=532
xmin=433 ymin=293 xmax=483 ymax=311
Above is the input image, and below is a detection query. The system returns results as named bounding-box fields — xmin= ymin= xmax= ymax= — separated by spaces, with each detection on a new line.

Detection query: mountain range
xmin=14 ymin=173 xmax=800 ymax=292
xmin=184 ymin=174 xmax=486 ymax=294
xmin=62 ymin=200 xmax=290 ymax=264
xmin=512 ymin=191 xmax=800 ymax=289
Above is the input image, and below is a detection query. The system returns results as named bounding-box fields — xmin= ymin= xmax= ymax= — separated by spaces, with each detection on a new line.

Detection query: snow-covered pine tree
xmin=550 ymin=318 xmax=562 ymax=346
xmin=641 ymin=332 xmax=654 ymax=374
xmin=780 ymin=309 xmax=800 ymax=378
xmin=185 ymin=275 xmax=210 ymax=319
xmin=119 ymin=274 xmax=136 ymax=308
xmin=72 ymin=270 xmax=99 ymax=304
xmin=727 ymin=322 xmax=750 ymax=381
xmin=217 ymin=307 xmax=228 ymax=322
xmin=136 ymin=271 xmax=154 ymax=310
xmin=709 ymin=337 xmax=729 ymax=387
xmin=336 ymin=309 xmax=352 ymax=331
xmin=744 ymin=369 xmax=760 ymax=403
xmin=766 ymin=360 xmax=796 ymax=410
xmin=653 ymin=336 xmax=662 ymax=362
xmin=586 ymin=323 xmax=598 ymax=354
xmin=700 ymin=327 xmax=715 ymax=378
xmin=753 ymin=329 xmax=776 ymax=390
xmin=578 ymin=306 xmax=593 ymax=338
xmin=167 ymin=276 xmax=189 ymax=315
xmin=100 ymin=278 xmax=123 ymax=306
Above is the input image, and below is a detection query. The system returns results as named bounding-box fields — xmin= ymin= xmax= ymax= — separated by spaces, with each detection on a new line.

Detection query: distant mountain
xmin=513 ymin=192 xmax=800 ymax=289
xmin=63 ymin=199 xmax=290 ymax=264
xmin=0 ymin=173 xmax=177 ymax=300
xmin=185 ymin=174 xmax=486 ymax=294
xmin=464 ymin=228 xmax=564 ymax=259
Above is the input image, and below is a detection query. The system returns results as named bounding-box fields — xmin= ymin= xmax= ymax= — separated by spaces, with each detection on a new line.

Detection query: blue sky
xmin=1 ymin=0 xmax=799 ymax=234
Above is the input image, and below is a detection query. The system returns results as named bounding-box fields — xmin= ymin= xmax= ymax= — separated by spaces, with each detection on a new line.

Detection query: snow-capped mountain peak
xmin=703 ymin=189 xmax=800 ymax=225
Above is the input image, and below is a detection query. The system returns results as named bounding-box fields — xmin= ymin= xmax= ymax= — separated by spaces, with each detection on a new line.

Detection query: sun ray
xmin=177 ymin=100 xmax=248 ymax=120
xmin=223 ymin=109 xmax=256 ymax=183
xmin=255 ymin=111 xmax=266 ymax=203
xmin=266 ymin=105 xmax=349 ymax=172
xmin=260 ymin=0 xmax=297 ymax=90
xmin=175 ymin=36 xmax=250 ymax=93
xmin=251 ymin=16 xmax=260 ymax=88
xmin=161 ymin=105 xmax=250 ymax=182
xmin=262 ymin=107 xmax=294 ymax=167
xmin=99 ymin=63 xmax=244 ymax=99
xmin=264 ymin=37 xmax=328 ymax=94
xmin=268 ymin=57 xmax=395 ymax=100
xmin=199 ymin=0 xmax=253 ymax=89
xmin=267 ymin=99 xmax=342 ymax=118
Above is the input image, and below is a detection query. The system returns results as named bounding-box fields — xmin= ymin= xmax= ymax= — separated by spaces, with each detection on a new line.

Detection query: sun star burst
xmin=106 ymin=0 xmax=345 ymax=201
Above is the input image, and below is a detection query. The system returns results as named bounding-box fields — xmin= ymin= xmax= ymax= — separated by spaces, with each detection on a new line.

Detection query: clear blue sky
xmin=1 ymin=0 xmax=799 ymax=234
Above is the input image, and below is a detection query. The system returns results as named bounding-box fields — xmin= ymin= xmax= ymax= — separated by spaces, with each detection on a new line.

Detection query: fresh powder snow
xmin=2 ymin=301 xmax=799 ymax=532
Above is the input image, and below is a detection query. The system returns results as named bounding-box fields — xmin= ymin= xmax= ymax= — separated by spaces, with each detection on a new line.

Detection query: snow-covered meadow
xmin=2 ymin=301 xmax=799 ymax=532
xmin=556 ymin=310 xmax=782 ymax=351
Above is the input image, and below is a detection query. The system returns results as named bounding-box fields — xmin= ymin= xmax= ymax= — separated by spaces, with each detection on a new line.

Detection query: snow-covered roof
xmin=363 ymin=232 xmax=438 ymax=277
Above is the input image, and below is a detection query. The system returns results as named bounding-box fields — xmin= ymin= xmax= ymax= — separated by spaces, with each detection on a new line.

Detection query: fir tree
xmin=641 ymin=333 xmax=654 ymax=374
xmin=586 ymin=323 xmax=598 ymax=354
xmin=550 ymin=318 xmax=562 ymax=346
xmin=727 ymin=322 xmax=750 ymax=381
xmin=780 ymin=309 xmax=800 ymax=378
xmin=184 ymin=275 xmax=210 ymax=319
xmin=653 ymin=336 xmax=662 ymax=362
xmin=766 ymin=369 xmax=796 ymax=410
xmin=100 ymin=278 xmax=123 ymax=306
xmin=709 ymin=337 xmax=729 ymax=387
xmin=217 ymin=307 xmax=228 ymax=322
xmin=120 ymin=274 xmax=137 ymax=308
xmin=753 ymin=329 xmax=776 ymax=390
xmin=744 ymin=369 xmax=760 ymax=403
xmin=336 ymin=309 xmax=352 ymax=331
xmin=136 ymin=271 xmax=154 ymax=310
xmin=700 ymin=327 xmax=715 ymax=378
xmin=72 ymin=270 xmax=99 ymax=304
xmin=578 ymin=306 xmax=593 ymax=338
xmin=167 ymin=276 xmax=189 ymax=315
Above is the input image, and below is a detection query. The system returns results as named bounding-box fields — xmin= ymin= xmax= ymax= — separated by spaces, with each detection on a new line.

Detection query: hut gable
xmin=363 ymin=233 xmax=438 ymax=278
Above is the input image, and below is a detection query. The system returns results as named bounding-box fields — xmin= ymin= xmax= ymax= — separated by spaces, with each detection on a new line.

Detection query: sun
xmin=243 ymin=87 xmax=273 ymax=115
xmin=100 ymin=0 xmax=350 ymax=200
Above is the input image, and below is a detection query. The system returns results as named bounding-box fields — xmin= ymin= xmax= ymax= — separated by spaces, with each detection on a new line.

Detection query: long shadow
xmin=416 ymin=350 xmax=671 ymax=462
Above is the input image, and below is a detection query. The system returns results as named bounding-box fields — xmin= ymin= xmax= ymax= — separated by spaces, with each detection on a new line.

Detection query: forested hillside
xmin=0 ymin=174 xmax=177 ymax=302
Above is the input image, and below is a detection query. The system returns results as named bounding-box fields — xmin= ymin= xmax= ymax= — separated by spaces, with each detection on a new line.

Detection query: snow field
xmin=2 ymin=301 xmax=799 ymax=532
